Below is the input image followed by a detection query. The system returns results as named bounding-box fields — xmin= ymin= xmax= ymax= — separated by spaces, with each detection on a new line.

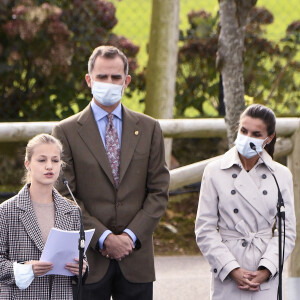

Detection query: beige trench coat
xmin=195 ymin=147 xmax=296 ymax=300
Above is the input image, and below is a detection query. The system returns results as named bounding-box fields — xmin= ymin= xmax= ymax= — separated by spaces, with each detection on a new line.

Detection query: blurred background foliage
xmin=175 ymin=7 xmax=300 ymax=117
xmin=0 ymin=0 xmax=299 ymax=122
xmin=0 ymin=0 xmax=140 ymax=121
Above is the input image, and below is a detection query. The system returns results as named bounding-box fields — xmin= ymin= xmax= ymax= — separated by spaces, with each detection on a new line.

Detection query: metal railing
xmin=1 ymin=118 xmax=299 ymax=191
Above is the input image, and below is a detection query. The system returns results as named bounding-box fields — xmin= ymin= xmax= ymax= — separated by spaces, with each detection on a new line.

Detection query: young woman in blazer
xmin=195 ymin=104 xmax=296 ymax=300
xmin=0 ymin=134 xmax=87 ymax=299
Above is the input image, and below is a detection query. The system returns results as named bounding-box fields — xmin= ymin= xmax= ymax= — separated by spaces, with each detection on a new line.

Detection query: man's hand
xmin=101 ymin=233 xmax=134 ymax=261
xmin=229 ymin=268 xmax=260 ymax=291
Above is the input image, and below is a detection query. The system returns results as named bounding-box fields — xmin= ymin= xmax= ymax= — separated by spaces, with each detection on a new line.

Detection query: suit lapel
xmin=119 ymin=106 xmax=140 ymax=184
xmin=234 ymin=169 xmax=271 ymax=223
xmin=18 ymin=186 xmax=44 ymax=252
xmin=77 ymin=104 xmax=115 ymax=185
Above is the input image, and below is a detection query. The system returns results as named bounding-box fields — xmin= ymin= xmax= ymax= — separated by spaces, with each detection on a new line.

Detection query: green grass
xmin=108 ymin=0 xmax=299 ymax=114
xmin=258 ymin=0 xmax=300 ymax=40
xmin=111 ymin=0 xmax=298 ymax=67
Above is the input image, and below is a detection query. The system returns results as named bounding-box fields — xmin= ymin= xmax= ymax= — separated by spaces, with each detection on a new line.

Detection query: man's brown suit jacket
xmin=52 ymin=103 xmax=170 ymax=284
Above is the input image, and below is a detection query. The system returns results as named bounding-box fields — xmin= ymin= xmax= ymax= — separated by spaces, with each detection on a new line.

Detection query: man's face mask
xmin=91 ymin=80 xmax=125 ymax=106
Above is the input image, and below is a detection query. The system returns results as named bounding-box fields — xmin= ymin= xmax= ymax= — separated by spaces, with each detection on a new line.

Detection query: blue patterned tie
xmin=105 ymin=114 xmax=120 ymax=186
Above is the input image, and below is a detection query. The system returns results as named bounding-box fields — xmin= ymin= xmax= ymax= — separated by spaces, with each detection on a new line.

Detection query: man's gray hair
xmin=88 ymin=45 xmax=129 ymax=75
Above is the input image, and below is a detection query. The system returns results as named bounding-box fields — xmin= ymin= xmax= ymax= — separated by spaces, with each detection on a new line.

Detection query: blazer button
xmin=231 ymin=190 xmax=236 ymax=195
xmin=262 ymin=174 xmax=267 ymax=179
xmin=232 ymin=174 xmax=237 ymax=178
xmin=242 ymin=240 xmax=248 ymax=247
xmin=263 ymin=190 xmax=268 ymax=195
xmin=234 ymin=208 xmax=239 ymax=214
xmin=213 ymin=268 xmax=217 ymax=273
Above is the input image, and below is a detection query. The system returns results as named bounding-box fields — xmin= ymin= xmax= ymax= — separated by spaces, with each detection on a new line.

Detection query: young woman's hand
xmin=25 ymin=260 xmax=53 ymax=277
xmin=65 ymin=258 xmax=87 ymax=276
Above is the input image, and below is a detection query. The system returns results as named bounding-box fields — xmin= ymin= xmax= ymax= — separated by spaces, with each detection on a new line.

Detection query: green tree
xmin=175 ymin=7 xmax=300 ymax=119
xmin=0 ymin=0 xmax=139 ymax=121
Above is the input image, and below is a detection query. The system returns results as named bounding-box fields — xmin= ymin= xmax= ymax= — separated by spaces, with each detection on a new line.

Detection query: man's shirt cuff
xmin=99 ymin=230 xmax=112 ymax=249
xmin=124 ymin=228 xmax=137 ymax=246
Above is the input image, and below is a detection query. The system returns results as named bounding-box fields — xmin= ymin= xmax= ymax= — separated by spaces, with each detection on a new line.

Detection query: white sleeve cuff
xmin=218 ymin=260 xmax=240 ymax=282
xmin=13 ymin=262 xmax=34 ymax=290
xmin=259 ymin=258 xmax=277 ymax=278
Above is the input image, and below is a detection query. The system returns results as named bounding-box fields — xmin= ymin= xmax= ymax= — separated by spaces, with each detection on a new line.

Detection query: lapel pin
xmin=135 ymin=130 xmax=139 ymax=136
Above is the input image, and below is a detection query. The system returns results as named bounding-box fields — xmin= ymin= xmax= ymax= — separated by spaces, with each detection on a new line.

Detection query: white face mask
xmin=234 ymin=132 xmax=268 ymax=159
xmin=91 ymin=80 xmax=125 ymax=106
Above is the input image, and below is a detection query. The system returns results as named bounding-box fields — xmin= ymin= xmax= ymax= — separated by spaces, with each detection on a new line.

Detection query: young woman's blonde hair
xmin=23 ymin=133 xmax=64 ymax=184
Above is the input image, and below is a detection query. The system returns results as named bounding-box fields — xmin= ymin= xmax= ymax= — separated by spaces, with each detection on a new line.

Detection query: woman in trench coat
xmin=0 ymin=134 xmax=87 ymax=299
xmin=195 ymin=104 xmax=296 ymax=300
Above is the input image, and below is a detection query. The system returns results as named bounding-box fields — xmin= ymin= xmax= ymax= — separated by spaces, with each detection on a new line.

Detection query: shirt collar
xmin=91 ymin=101 xmax=122 ymax=121
xmin=220 ymin=146 xmax=276 ymax=171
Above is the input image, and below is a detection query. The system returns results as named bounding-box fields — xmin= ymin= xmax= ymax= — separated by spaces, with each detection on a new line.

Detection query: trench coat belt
xmin=219 ymin=221 xmax=272 ymax=252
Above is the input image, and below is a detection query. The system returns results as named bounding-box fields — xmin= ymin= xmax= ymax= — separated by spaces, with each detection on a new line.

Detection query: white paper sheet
xmin=40 ymin=227 xmax=95 ymax=276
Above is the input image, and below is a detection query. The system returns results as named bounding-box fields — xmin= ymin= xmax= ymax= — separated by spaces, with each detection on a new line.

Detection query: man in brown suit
xmin=52 ymin=45 xmax=169 ymax=300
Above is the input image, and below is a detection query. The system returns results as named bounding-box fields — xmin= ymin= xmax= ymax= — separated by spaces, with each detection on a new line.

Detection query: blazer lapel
xmin=77 ymin=104 xmax=114 ymax=185
xmin=18 ymin=186 xmax=44 ymax=252
xmin=119 ymin=106 xmax=140 ymax=184
xmin=234 ymin=169 xmax=271 ymax=223
xmin=52 ymin=189 xmax=76 ymax=231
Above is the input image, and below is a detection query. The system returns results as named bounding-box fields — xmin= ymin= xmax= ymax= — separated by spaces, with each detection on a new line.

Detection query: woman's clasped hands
xmin=230 ymin=267 xmax=271 ymax=292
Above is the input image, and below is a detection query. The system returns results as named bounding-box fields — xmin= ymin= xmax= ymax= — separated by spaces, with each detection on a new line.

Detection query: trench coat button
xmin=231 ymin=190 xmax=236 ymax=195
xmin=233 ymin=208 xmax=239 ymax=214
xmin=213 ymin=268 xmax=217 ymax=273
xmin=263 ymin=190 xmax=268 ymax=195
xmin=262 ymin=174 xmax=267 ymax=179
xmin=242 ymin=240 xmax=248 ymax=247
xmin=232 ymin=174 xmax=237 ymax=178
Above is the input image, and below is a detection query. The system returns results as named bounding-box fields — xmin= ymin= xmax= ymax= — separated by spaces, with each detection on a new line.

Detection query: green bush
xmin=175 ymin=7 xmax=300 ymax=117
xmin=0 ymin=0 xmax=140 ymax=121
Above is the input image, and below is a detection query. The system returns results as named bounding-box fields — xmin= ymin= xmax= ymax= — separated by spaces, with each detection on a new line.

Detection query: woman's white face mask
xmin=234 ymin=132 xmax=268 ymax=159
xmin=91 ymin=80 xmax=125 ymax=106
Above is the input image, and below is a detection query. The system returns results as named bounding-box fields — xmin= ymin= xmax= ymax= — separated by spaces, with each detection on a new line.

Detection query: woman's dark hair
xmin=240 ymin=104 xmax=277 ymax=158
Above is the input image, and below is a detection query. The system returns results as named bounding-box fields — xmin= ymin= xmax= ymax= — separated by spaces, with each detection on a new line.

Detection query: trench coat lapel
xmin=234 ymin=169 xmax=271 ymax=223
xmin=77 ymin=104 xmax=115 ymax=186
xmin=18 ymin=186 xmax=44 ymax=252
xmin=221 ymin=147 xmax=272 ymax=223
xmin=119 ymin=105 xmax=140 ymax=184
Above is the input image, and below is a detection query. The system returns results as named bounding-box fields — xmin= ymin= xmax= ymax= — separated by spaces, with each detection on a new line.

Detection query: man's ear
xmin=85 ymin=74 xmax=92 ymax=88
xmin=124 ymin=75 xmax=131 ymax=88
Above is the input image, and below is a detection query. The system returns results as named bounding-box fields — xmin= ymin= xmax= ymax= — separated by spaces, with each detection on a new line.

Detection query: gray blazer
xmin=0 ymin=184 xmax=81 ymax=299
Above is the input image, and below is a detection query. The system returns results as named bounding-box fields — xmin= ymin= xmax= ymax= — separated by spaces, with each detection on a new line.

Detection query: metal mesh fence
xmin=109 ymin=0 xmax=298 ymax=69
